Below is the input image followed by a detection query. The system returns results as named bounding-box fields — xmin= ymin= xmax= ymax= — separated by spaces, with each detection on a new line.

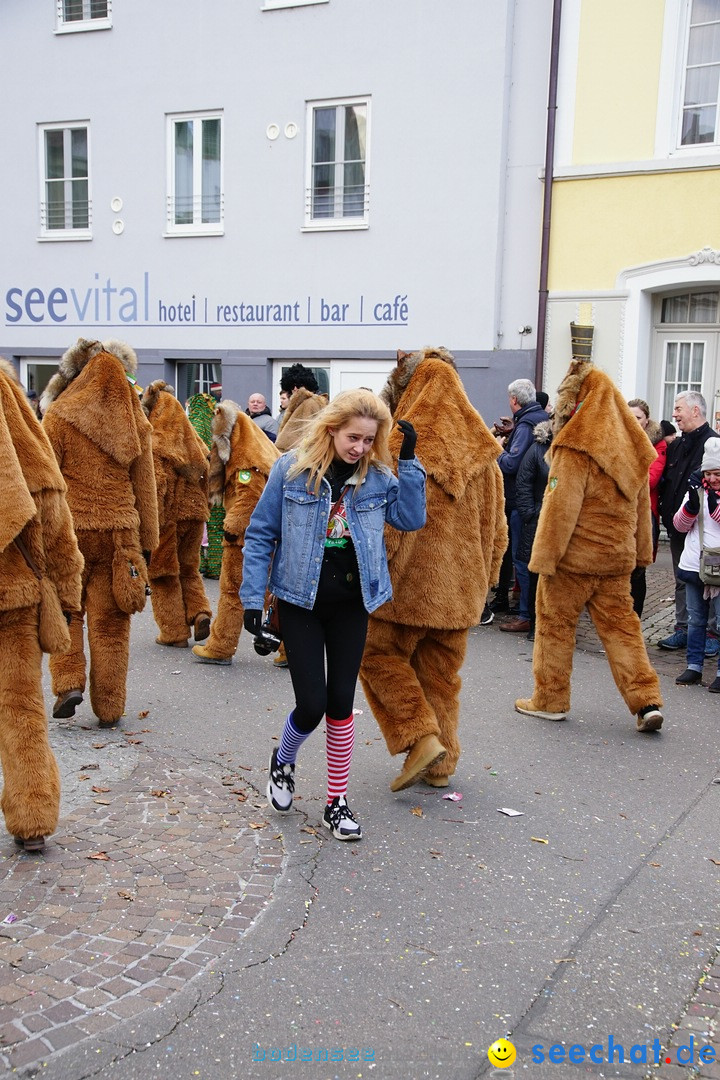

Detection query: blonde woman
xmin=241 ymin=389 xmax=425 ymax=840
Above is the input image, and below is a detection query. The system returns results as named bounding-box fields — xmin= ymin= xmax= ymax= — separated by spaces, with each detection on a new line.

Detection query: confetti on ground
xmin=442 ymin=791 xmax=462 ymax=802
xmin=497 ymin=807 xmax=524 ymax=817
xmin=531 ymin=836 xmax=548 ymax=844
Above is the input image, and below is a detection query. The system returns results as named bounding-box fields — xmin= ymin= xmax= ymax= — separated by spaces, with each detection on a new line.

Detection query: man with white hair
xmin=246 ymin=393 xmax=278 ymax=441
xmin=494 ymin=378 xmax=548 ymax=633
xmin=657 ymin=390 xmax=719 ymax=651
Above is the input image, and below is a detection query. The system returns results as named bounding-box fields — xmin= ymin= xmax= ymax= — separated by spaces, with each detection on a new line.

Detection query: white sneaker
xmin=322 ymin=797 xmax=362 ymax=841
xmin=266 ymin=747 xmax=295 ymax=813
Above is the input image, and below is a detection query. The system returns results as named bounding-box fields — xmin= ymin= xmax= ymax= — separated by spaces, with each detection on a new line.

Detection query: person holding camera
xmin=240 ymin=388 xmax=426 ymax=841
xmin=671 ymin=437 xmax=720 ymax=692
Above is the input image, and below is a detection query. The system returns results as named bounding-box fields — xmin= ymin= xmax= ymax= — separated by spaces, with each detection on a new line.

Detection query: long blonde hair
xmin=288 ymin=388 xmax=393 ymax=494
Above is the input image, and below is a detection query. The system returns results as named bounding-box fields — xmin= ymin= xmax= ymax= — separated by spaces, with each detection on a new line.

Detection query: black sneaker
xmin=489 ymin=596 xmax=510 ymax=615
xmin=480 ymin=603 xmax=494 ymax=625
xmin=322 ymin=797 xmax=362 ymax=841
xmin=266 ymin=747 xmax=295 ymax=813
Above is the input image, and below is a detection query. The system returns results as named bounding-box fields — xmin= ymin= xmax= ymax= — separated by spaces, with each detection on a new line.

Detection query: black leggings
xmin=278 ymin=597 xmax=369 ymax=734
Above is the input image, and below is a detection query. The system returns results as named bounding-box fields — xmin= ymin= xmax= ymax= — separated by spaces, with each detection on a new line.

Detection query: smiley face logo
xmin=488 ymin=1038 xmax=516 ymax=1068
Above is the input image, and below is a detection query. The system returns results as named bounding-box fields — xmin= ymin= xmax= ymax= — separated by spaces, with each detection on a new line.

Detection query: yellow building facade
xmin=545 ymin=0 xmax=720 ymax=427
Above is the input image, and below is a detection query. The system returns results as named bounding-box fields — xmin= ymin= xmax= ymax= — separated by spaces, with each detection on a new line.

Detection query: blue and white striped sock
xmin=277 ymin=712 xmax=310 ymax=766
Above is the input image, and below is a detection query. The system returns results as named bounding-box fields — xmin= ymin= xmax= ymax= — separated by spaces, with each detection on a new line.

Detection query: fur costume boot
xmin=50 ymin=530 xmax=131 ymax=725
xmin=361 ymin=619 xmax=467 ymax=783
xmin=0 ymin=608 xmax=61 ymax=842
xmin=525 ymin=569 xmax=662 ymax=717
xmin=150 ymin=519 xmax=211 ymax=645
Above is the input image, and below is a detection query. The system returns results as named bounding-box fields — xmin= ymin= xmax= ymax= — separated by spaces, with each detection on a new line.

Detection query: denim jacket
xmin=241 ymin=451 xmax=426 ymax=613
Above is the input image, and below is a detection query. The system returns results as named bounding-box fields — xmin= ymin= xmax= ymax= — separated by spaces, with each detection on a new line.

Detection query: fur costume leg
xmin=177 ymin=518 xmax=211 ymax=626
xmin=50 ymin=532 xmax=94 ymax=697
xmin=586 ymin=575 xmax=663 ymax=713
xmin=82 ymin=533 xmax=131 ymax=724
xmin=529 ymin=571 xmax=592 ymax=712
xmin=0 ymin=607 xmax=61 ymax=840
xmin=149 ymin=522 xmax=188 ymax=643
xmin=199 ymin=541 xmax=244 ymax=659
xmin=414 ymin=627 xmax=467 ymax=778
xmin=360 ymin=618 xmax=443 ymax=755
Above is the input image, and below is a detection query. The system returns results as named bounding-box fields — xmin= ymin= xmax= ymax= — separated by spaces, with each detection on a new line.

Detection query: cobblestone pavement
xmin=0 ymin=748 xmax=286 ymax=1072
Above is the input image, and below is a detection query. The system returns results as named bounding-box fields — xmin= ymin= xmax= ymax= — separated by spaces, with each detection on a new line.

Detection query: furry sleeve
xmin=130 ymin=435 xmax=160 ymax=552
xmin=635 ymin=482 xmax=654 ymax=568
xmin=41 ymin=410 xmax=66 ymax=471
xmin=488 ymin=463 xmax=508 ymax=587
xmin=40 ymin=488 xmax=84 ymax=612
xmin=223 ymin=471 xmax=267 ymax=543
xmin=529 ymin=448 xmax=590 ymax=577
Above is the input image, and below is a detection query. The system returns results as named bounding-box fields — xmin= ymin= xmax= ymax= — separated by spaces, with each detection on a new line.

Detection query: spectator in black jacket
xmin=657 ymin=390 xmax=719 ymax=651
xmin=515 ymin=419 xmax=553 ymax=640
xmin=494 ymin=380 xmax=549 ymax=632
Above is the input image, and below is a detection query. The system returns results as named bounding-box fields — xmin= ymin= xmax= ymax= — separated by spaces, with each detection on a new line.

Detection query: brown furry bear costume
xmin=360 ymin=347 xmax=507 ymax=789
xmin=0 ymin=358 xmax=83 ymax=848
xmin=275 ymin=387 xmax=329 ymax=453
xmin=192 ymin=403 xmax=279 ymax=664
xmin=141 ymin=381 xmax=211 ymax=647
xmin=515 ymin=354 xmax=664 ymax=732
xmin=42 ymin=339 xmax=159 ymax=726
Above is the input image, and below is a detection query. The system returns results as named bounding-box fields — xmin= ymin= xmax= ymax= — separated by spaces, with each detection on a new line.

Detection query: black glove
xmin=243 ymin=609 xmax=263 ymax=636
xmin=687 ymin=469 xmax=703 ymax=489
xmin=708 ymin=487 xmax=719 ymax=515
xmin=223 ymin=531 xmax=239 ymax=544
xmin=685 ymin=485 xmax=700 ymax=516
xmin=142 ymin=550 xmax=151 ymax=567
xmin=397 ymin=419 xmax=417 ymax=460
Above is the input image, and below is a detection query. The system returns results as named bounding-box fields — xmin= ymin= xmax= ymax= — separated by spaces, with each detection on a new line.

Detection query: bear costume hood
xmin=551 ymin=358 xmax=656 ymax=501
xmin=41 ymin=338 xmax=149 ymax=468
xmin=382 ymin=346 xmax=501 ymax=500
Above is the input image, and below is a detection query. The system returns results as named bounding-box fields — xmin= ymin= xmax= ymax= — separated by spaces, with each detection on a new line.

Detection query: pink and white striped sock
xmin=325 ymin=714 xmax=354 ymax=803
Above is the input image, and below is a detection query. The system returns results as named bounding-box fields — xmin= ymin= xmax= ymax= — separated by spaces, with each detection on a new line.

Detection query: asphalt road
xmin=36 ymin=575 xmax=720 ymax=1080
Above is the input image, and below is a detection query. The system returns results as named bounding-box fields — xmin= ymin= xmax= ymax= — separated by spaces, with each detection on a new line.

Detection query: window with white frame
xmin=175 ymin=361 xmax=222 ymax=403
xmin=167 ymin=113 xmax=223 ymax=235
xmin=39 ymin=124 xmax=91 ymax=239
xmin=661 ymin=339 xmax=706 ymax=417
xmin=305 ymin=98 xmax=369 ymax=228
xmin=680 ymin=0 xmax=720 ymax=145
xmin=56 ymin=0 xmax=112 ymax=32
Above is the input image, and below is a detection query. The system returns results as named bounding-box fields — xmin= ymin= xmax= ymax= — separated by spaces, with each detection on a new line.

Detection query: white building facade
xmin=1 ymin=0 xmax=552 ymax=419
